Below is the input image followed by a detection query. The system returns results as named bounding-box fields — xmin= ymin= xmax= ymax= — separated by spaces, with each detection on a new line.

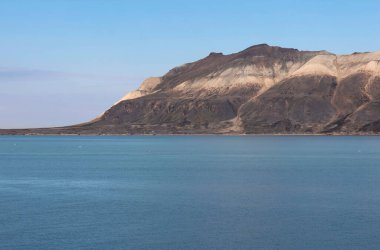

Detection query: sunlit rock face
xmin=2 ymin=44 xmax=380 ymax=135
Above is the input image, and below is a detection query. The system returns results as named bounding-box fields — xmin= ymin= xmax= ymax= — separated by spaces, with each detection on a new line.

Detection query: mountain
xmin=1 ymin=44 xmax=380 ymax=135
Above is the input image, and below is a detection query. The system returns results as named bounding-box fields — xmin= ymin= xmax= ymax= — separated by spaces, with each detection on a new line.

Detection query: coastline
xmin=0 ymin=131 xmax=379 ymax=136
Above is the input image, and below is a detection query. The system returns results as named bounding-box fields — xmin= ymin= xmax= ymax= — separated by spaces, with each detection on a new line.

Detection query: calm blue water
xmin=1 ymin=136 xmax=380 ymax=249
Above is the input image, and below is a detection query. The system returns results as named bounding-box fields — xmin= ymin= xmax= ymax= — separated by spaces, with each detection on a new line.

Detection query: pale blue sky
xmin=1 ymin=0 xmax=379 ymax=128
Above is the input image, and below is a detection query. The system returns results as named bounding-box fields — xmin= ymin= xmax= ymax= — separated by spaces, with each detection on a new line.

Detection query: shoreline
xmin=0 ymin=132 xmax=379 ymax=137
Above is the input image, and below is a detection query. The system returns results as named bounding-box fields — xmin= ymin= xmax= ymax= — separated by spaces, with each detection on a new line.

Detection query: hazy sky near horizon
xmin=1 ymin=0 xmax=379 ymax=128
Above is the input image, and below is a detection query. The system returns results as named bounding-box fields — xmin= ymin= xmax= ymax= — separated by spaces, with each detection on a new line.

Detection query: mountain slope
xmin=1 ymin=44 xmax=380 ymax=135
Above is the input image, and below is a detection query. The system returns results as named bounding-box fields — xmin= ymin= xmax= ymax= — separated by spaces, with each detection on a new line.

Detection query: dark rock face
xmin=96 ymin=96 xmax=245 ymax=134
xmin=240 ymin=75 xmax=338 ymax=133
xmin=1 ymin=44 xmax=380 ymax=135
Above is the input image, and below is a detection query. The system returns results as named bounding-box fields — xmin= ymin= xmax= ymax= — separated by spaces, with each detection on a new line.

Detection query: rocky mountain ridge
xmin=1 ymin=44 xmax=380 ymax=135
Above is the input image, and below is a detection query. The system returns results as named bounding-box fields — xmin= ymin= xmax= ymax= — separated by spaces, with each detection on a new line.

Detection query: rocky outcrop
xmin=1 ymin=44 xmax=380 ymax=135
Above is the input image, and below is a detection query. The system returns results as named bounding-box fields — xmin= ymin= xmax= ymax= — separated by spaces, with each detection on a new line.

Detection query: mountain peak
xmin=238 ymin=43 xmax=300 ymax=57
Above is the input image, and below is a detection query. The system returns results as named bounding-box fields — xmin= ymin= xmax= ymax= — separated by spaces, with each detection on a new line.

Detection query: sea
xmin=0 ymin=136 xmax=380 ymax=249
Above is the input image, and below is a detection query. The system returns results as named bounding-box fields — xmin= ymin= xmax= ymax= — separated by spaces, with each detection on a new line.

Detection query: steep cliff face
xmin=1 ymin=44 xmax=380 ymax=135
xmin=89 ymin=44 xmax=328 ymax=134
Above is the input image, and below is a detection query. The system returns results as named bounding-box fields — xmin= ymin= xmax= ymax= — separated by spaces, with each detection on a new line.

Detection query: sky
xmin=1 ymin=0 xmax=379 ymax=128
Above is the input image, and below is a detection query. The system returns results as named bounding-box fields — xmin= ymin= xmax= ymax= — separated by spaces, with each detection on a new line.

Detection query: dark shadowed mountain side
xmin=1 ymin=44 xmax=380 ymax=135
